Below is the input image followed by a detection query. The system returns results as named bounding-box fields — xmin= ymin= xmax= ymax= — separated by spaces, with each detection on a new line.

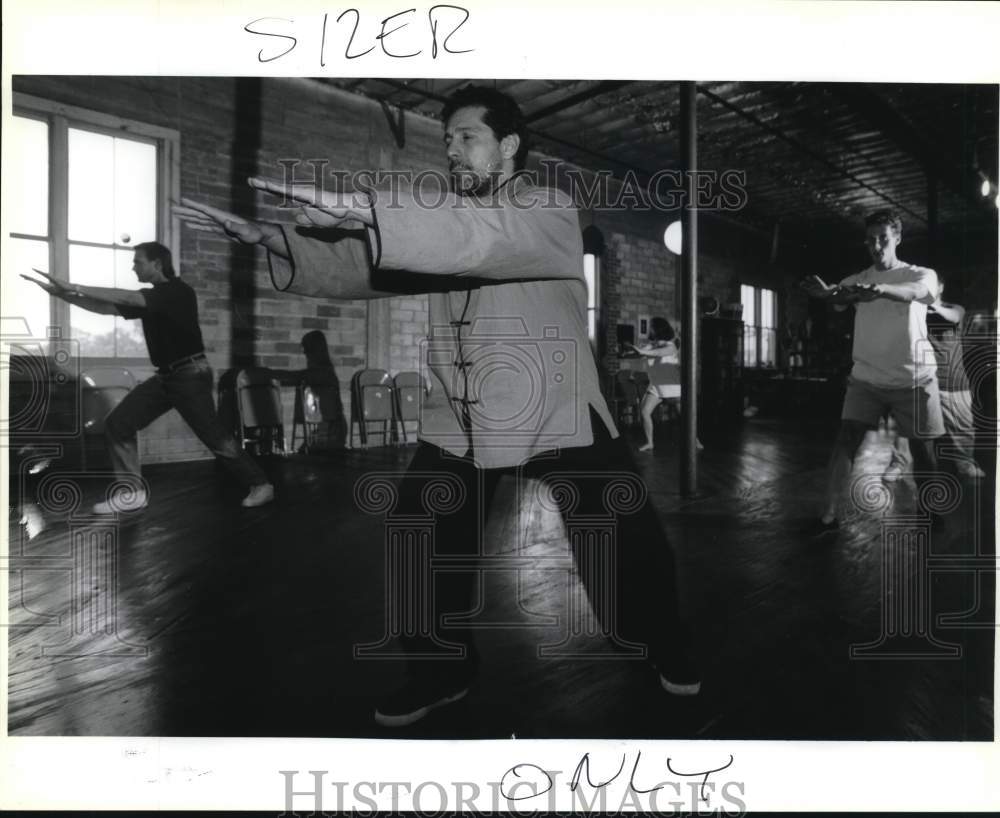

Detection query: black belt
xmin=157 ymin=353 xmax=207 ymax=374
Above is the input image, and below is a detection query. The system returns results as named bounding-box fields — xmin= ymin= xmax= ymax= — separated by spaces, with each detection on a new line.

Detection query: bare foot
xmin=638 ymin=443 xmax=654 ymax=452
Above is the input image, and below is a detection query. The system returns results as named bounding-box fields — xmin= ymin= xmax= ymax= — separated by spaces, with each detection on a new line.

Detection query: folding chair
xmin=292 ymin=380 xmax=346 ymax=453
xmin=392 ymin=371 xmax=422 ymax=445
xmin=350 ymin=369 xmax=394 ymax=448
xmin=79 ymin=367 xmax=136 ymax=470
xmin=292 ymin=382 xmax=317 ymax=453
xmin=235 ymin=368 xmax=286 ymax=455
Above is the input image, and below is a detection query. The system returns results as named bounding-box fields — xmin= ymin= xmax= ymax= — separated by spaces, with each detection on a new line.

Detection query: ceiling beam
xmin=367 ymin=77 xmax=450 ymax=104
xmin=824 ymin=83 xmax=985 ymax=215
xmin=525 ymin=80 xmax=635 ymax=123
xmin=697 ymin=84 xmax=927 ymax=224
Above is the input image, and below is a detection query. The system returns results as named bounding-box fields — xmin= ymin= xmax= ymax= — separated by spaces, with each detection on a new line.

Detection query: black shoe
xmin=658 ymin=667 xmax=701 ymax=697
xmin=803 ymin=517 xmax=840 ymax=537
xmin=374 ymin=680 xmax=469 ymax=728
xmin=653 ymin=649 xmax=701 ymax=697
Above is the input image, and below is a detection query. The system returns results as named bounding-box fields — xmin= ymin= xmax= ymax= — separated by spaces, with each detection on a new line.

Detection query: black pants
xmin=385 ymin=410 xmax=686 ymax=686
xmin=105 ymin=360 xmax=267 ymax=489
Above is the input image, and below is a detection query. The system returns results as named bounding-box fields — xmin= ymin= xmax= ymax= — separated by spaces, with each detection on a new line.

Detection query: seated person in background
xmin=258 ymin=330 xmax=347 ymax=451
xmin=629 ymin=317 xmax=703 ymax=453
xmin=883 ymin=272 xmax=985 ymax=481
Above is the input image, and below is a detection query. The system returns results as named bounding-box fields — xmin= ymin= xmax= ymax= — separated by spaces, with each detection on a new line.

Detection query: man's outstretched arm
xmin=800 ymin=275 xmax=866 ymax=305
xmin=173 ymin=198 xmax=292 ymax=259
xmin=928 ymin=300 xmax=965 ymax=324
xmin=21 ymin=271 xmax=134 ymax=315
xmin=866 ymin=281 xmax=933 ymax=303
xmin=852 ymin=268 xmax=939 ymax=305
xmin=62 ymin=284 xmax=147 ymax=310
xmin=249 ymin=176 xmax=582 ymax=284
xmin=176 ymin=192 xmax=396 ymax=300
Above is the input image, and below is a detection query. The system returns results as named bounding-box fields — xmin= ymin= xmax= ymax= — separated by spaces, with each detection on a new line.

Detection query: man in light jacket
xmin=177 ymin=85 xmax=700 ymax=728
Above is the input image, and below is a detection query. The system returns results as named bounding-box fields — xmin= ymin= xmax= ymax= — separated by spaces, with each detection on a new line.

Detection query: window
xmin=741 ymin=284 xmax=778 ymax=367
xmin=583 ymin=253 xmax=600 ymax=349
xmin=6 ymin=115 xmax=52 ymax=348
xmin=9 ymin=94 xmax=180 ymax=356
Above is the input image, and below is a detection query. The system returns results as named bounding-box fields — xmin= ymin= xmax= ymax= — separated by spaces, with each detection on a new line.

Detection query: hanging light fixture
xmin=663 ymin=220 xmax=682 ymax=255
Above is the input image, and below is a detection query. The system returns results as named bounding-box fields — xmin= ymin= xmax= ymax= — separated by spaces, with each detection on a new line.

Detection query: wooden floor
xmin=6 ymin=417 xmax=995 ymax=739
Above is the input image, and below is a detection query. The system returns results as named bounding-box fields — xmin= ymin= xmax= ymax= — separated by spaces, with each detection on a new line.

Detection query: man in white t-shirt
xmin=803 ymin=210 xmax=945 ymax=530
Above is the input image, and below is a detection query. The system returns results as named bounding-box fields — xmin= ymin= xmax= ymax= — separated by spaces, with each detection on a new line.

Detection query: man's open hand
xmin=173 ymin=198 xmax=268 ymax=244
xmin=850 ymin=283 xmax=882 ymax=303
xmin=800 ymin=274 xmax=837 ymax=299
xmin=800 ymin=275 xmax=882 ymax=305
xmin=247 ymin=177 xmax=374 ymax=228
xmin=21 ymin=269 xmax=65 ymax=296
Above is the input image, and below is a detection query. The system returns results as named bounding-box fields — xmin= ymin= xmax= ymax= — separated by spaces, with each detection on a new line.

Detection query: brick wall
xmin=598 ymin=223 xmax=767 ymax=376
xmin=389 ymin=296 xmax=430 ymax=374
xmin=602 ymin=232 xmax=676 ymax=361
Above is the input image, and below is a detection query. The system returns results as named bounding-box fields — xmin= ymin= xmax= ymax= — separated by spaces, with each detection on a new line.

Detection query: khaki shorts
xmin=939 ymin=388 xmax=976 ymax=441
xmin=841 ymin=376 xmax=945 ymax=438
xmin=646 ymin=384 xmax=682 ymax=400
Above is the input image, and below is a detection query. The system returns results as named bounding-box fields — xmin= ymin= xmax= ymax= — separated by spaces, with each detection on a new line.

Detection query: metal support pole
xmin=680 ymin=81 xmax=699 ymax=497
xmin=927 ymin=172 xmax=939 ymax=268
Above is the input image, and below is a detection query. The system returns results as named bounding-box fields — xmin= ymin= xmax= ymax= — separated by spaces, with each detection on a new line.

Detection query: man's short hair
xmin=134 ymin=241 xmax=176 ymax=278
xmin=442 ymin=85 xmax=529 ymax=169
xmin=864 ymin=209 xmax=903 ymax=237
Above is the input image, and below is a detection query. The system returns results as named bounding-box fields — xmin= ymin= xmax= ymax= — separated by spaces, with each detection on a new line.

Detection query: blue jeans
xmin=105 ymin=360 xmax=267 ymax=489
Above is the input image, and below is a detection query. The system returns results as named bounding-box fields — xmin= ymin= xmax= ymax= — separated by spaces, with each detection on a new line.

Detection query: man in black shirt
xmin=23 ymin=242 xmax=274 ymax=511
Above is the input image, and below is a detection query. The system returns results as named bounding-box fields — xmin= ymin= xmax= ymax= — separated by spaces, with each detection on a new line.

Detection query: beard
xmin=449 ymin=159 xmax=503 ymax=197
xmin=450 ymin=169 xmax=491 ymax=197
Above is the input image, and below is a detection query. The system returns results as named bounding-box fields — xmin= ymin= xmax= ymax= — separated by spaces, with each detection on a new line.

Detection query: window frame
xmin=740 ymin=283 xmax=779 ymax=368
xmin=583 ymin=251 xmax=601 ymax=352
xmin=11 ymin=93 xmax=181 ymax=358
